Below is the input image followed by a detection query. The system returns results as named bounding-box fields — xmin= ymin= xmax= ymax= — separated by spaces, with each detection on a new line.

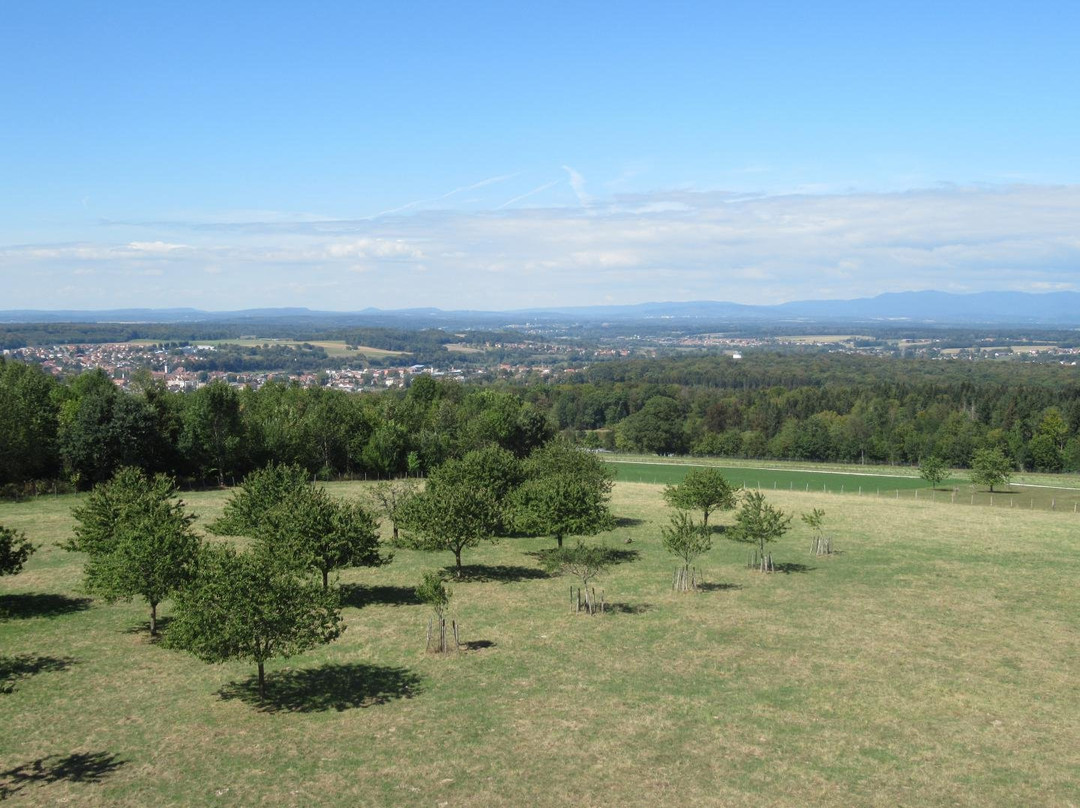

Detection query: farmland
xmin=3 ymin=480 xmax=1079 ymax=806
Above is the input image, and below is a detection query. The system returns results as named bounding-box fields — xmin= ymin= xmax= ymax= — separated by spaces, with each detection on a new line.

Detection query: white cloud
xmin=3 ymin=184 xmax=1080 ymax=309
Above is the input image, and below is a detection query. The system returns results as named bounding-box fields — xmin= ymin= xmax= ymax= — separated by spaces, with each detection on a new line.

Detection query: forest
xmin=2 ymin=351 xmax=1079 ymax=496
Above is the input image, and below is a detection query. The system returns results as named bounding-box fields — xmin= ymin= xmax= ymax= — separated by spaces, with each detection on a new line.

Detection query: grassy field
xmin=607 ymin=457 xmax=1080 ymax=513
xmin=2 ymin=482 xmax=1079 ymax=806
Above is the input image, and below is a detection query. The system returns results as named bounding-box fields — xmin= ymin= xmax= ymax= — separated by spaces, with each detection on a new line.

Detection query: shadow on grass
xmin=614 ymin=516 xmax=645 ymax=528
xmin=444 ymin=564 xmax=549 ymax=583
xmin=0 ymin=751 xmax=125 ymax=800
xmin=462 ymin=640 xmax=496 ymax=651
xmin=121 ymin=616 xmax=173 ymax=637
xmin=605 ymin=602 xmax=653 ymax=615
xmin=218 ymin=662 xmax=422 ymax=713
xmin=774 ymin=562 xmax=815 ymax=574
xmin=0 ymin=594 xmax=92 ymax=620
xmin=1 ymin=655 xmax=76 ymax=693
xmin=339 ymin=584 xmax=420 ymax=609
xmin=698 ymin=582 xmax=742 ymax=592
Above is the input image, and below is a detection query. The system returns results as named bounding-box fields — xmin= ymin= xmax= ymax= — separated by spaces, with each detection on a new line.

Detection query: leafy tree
xmin=513 ymin=441 xmax=615 ymax=547
xmin=180 ymin=380 xmax=246 ymax=486
xmin=368 ymin=478 xmax=421 ymax=541
xmin=662 ymin=467 xmax=739 ymax=528
xmin=801 ymin=507 xmax=831 ymax=555
xmin=970 ymin=447 xmax=1013 ymax=492
xmin=660 ymin=512 xmax=711 ymax=590
xmin=615 ymin=396 xmax=686 ymax=455
xmin=540 ymin=542 xmax=618 ymax=613
xmin=260 ymin=485 xmax=388 ymax=589
xmin=167 ymin=544 xmax=343 ymax=701
xmin=66 ymin=467 xmax=199 ymax=635
xmin=415 ymin=570 xmax=452 ymax=620
xmin=918 ymin=456 xmax=948 ymax=489
xmin=0 ymin=525 xmax=36 ymax=576
xmin=397 ymin=475 xmax=501 ymax=575
xmin=729 ymin=491 xmax=791 ymax=572
xmin=208 ymin=462 xmax=311 ymax=537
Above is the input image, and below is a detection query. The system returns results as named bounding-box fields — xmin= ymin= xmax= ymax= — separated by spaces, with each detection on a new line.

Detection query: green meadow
xmin=2 ymin=481 xmax=1079 ymax=806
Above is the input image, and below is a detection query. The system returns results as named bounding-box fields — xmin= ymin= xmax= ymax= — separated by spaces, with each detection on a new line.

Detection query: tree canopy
xmin=662 ymin=467 xmax=739 ymax=527
xmin=167 ymin=543 xmax=343 ymax=700
xmin=970 ymin=447 xmax=1013 ymax=492
xmin=0 ymin=525 xmax=36 ymax=577
xmin=66 ymin=467 xmax=199 ymax=634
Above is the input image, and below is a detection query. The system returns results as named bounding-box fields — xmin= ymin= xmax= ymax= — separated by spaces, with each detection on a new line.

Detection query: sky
xmin=2 ymin=0 xmax=1079 ymax=311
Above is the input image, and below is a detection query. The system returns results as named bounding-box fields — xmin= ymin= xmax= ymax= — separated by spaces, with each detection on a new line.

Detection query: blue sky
xmin=3 ymin=1 xmax=1079 ymax=310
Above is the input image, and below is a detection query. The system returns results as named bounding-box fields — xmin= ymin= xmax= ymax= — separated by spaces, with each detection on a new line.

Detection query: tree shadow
xmin=709 ymin=524 xmax=730 ymax=536
xmin=121 ymin=616 xmax=173 ymax=637
xmin=461 ymin=640 xmax=496 ymax=651
xmin=0 ymin=751 xmax=125 ymax=800
xmin=0 ymin=594 xmax=92 ymax=620
xmin=774 ymin=562 xmax=814 ymax=574
xmin=698 ymin=582 xmax=742 ymax=592
xmin=614 ymin=516 xmax=645 ymax=528
xmin=339 ymin=584 xmax=420 ymax=609
xmin=605 ymin=602 xmax=653 ymax=615
xmin=0 ymin=655 xmax=76 ymax=692
xmin=444 ymin=564 xmax=549 ymax=583
xmin=218 ymin=662 xmax=422 ymax=713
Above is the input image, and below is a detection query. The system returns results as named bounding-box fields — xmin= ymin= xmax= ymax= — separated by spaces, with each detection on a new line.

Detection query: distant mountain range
xmin=2 ymin=291 xmax=1079 ymax=327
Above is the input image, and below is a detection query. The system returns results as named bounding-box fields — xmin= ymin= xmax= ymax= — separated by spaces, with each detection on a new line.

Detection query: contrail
xmin=496 ymin=180 xmax=561 ymax=210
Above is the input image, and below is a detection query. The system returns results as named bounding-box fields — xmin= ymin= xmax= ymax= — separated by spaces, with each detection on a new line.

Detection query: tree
xmin=971 ymin=447 xmax=1013 ymax=493
xmin=260 ymin=485 xmax=388 ymax=589
xmin=397 ymin=476 xmax=501 ymax=575
xmin=615 ymin=396 xmax=686 ymax=455
xmin=540 ymin=542 xmax=618 ymax=614
xmin=801 ymin=508 xmax=831 ymax=556
xmin=513 ymin=441 xmax=615 ymax=547
xmin=167 ymin=544 xmax=343 ymax=701
xmin=66 ymin=467 xmax=199 ymax=635
xmin=662 ymin=467 xmax=739 ymax=528
xmin=208 ymin=462 xmax=312 ymax=537
xmin=660 ymin=512 xmax=710 ymax=591
xmin=0 ymin=525 xmax=36 ymax=576
xmin=415 ymin=570 xmax=456 ymax=654
xmin=919 ymin=456 xmax=948 ymax=490
xmin=368 ymin=478 xmax=421 ymax=541
xmin=730 ymin=491 xmax=791 ymax=572
xmin=180 ymin=380 xmax=246 ymax=486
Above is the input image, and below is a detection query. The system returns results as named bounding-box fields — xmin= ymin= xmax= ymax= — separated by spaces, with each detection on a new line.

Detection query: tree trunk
xmin=322 ymin=568 xmax=329 ymax=589
xmin=149 ymin=601 xmax=158 ymax=636
xmin=392 ymin=524 xmax=399 ymax=541
xmin=556 ymin=533 xmax=563 ymax=548
xmin=454 ymin=548 xmax=463 ymax=576
xmin=702 ymin=511 xmax=710 ymax=528
xmin=257 ymin=661 xmax=266 ymax=702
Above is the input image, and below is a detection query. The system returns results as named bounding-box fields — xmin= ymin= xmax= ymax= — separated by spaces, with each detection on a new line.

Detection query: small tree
xmin=0 ymin=525 xmax=36 ymax=577
xmin=415 ymin=571 xmax=456 ymax=654
xmin=662 ymin=468 xmax=739 ymax=528
xmin=66 ymin=467 xmax=199 ymax=635
xmin=261 ymin=486 xmax=388 ymax=589
xmin=397 ymin=477 xmax=501 ymax=575
xmin=801 ymin=508 xmax=831 ymax=556
xmin=661 ymin=512 xmax=711 ymax=591
xmin=970 ymin=447 xmax=1013 ymax=493
xmin=730 ymin=491 xmax=791 ymax=572
xmin=368 ymin=478 xmax=420 ymax=541
xmin=167 ymin=544 xmax=343 ymax=701
xmin=541 ymin=542 xmax=617 ymax=614
xmin=919 ymin=456 xmax=948 ymax=490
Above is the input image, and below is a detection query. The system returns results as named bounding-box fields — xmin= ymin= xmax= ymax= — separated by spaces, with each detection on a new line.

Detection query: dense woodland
xmin=2 ymin=352 xmax=1079 ymax=494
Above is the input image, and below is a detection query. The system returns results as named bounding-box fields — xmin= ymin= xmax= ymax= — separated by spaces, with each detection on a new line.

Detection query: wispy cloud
xmin=562 ymin=165 xmax=591 ymax=207
xmin=4 ymin=184 xmax=1079 ymax=309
